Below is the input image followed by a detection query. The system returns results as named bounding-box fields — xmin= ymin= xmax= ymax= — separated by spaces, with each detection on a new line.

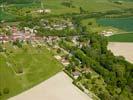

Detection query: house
xmin=62 ymin=60 xmax=70 ymax=66
xmin=55 ymin=27 xmax=63 ymax=30
xmin=44 ymin=9 xmax=51 ymax=13
xmin=101 ymin=30 xmax=114 ymax=36
xmin=12 ymin=26 xmax=18 ymax=33
xmin=61 ymin=56 xmax=70 ymax=67
xmin=24 ymin=27 xmax=34 ymax=34
xmin=0 ymin=35 xmax=9 ymax=43
xmin=36 ymin=9 xmax=51 ymax=13
xmin=12 ymin=31 xmax=24 ymax=41
xmin=72 ymin=71 xmax=81 ymax=79
xmin=72 ymin=36 xmax=79 ymax=45
xmin=81 ymin=67 xmax=91 ymax=74
xmin=36 ymin=9 xmax=44 ymax=13
xmin=54 ymin=55 xmax=62 ymax=60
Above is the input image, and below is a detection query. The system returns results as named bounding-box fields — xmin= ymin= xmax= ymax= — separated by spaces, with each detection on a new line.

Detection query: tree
xmin=85 ymin=72 xmax=91 ymax=79
xmin=57 ymin=48 xmax=61 ymax=53
xmin=82 ymin=26 xmax=87 ymax=33
xmin=3 ymin=88 xmax=9 ymax=94
xmin=79 ymin=7 xmax=85 ymax=14
xmin=17 ymin=67 xmax=23 ymax=74
xmin=88 ymin=22 xmax=93 ymax=25
xmin=0 ymin=44 xmax=3 ymax=52
xmin=62 ymin=1 xmax=72 ymax=8
xmin=116 ymin=78 xmax=127 ymax=89
xmin=98 ymin=90 xmax=111 ymax=100
xmin=13 ymin=40 xmax=22 ymax=48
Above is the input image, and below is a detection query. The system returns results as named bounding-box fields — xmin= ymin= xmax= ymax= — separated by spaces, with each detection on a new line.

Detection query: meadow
xmin=109 ymin=33 xmax=133 ymax=42
xmin=0 ymin=43 xmax=63 ymax=100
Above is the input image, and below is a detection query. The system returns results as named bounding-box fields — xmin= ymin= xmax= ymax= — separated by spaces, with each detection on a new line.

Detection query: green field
xmin=97 ymin=17 xmax=133 ymax=32
xmin=109 ymin=33 xmax=133 ymax=42
xmin=0 ymin=11 xmax=17 ymax=21
xmin=0 ymin=43 xmax=63 ymax=100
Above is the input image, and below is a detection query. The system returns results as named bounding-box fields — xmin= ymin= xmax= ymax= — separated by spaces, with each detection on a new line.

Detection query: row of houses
xmin=0 ymin=33 xmax=37 ymax=43
xmin=41 ymin=19 xmax=75 ymax=31
xmin=0 ymin=26 xmax=42 ymax=43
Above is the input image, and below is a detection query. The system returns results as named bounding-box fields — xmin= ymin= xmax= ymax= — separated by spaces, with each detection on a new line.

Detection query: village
xmin=0 ymin=0 xmax=133 ymax=100
xmin=0 ymin=24 xmax=111 ymax=83
xmin=0 ymin=24 xmax=94 ymax=81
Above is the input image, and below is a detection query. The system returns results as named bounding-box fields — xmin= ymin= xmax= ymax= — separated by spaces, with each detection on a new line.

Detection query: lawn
xmin=109 ymin=33 xmax=133 ymax=42
xmin=0 ymin=43 xmax=63 ymax=100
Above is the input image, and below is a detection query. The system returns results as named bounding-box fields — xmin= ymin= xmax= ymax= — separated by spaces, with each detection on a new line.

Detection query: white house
xmin=44 ymin=9 xmax=51 ymax=13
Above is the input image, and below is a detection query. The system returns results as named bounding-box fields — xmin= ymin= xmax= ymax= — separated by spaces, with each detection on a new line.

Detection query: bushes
xmin=3 ymin=88 xmax=9 ymax=94
xmin=61 ymin=1 xmax=73 ymax=8
xmin=17 ymin=67 xmax=23 ymax=74
xmin=73 ymin=81 xmax=84 ymax=92
xmin=13 ymin=40 xmax=23 ymax=48
xmin=0 ymin=45 xmax=3 ymax=52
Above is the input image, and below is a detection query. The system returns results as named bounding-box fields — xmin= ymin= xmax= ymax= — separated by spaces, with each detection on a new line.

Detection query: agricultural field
xmin=0 ymin=11 xmax=17 ymax=21
xmin=72 ymin=0 xmax=133 ymax=12
xmin=111 ymin=0 xmax=133 ymax=2
xmin=0 ymin=43 xmax=63 ymax=100
xmin=109 ymin=33 xmax=133 ymax=42
xmin=9 ymin=72 xmax=92 ymax=100
xmin=108 ymin=42 xmax=133 ymax=63
xmin=97 ymin=17 xmax=133 ymax=32
xmin=1 ymin=0 xmax=133 ymax=21
xmin=0 ymin=0 xmax=133 ymax=100
xmin=80 ymin=18 xmax=120 ymax=33
xmin=80 ymin=16 xmax=133 ymax=35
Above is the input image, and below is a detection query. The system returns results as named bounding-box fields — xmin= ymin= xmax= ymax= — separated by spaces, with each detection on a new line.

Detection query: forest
xmin=59 ymin=33 xmax=133 ymax=100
